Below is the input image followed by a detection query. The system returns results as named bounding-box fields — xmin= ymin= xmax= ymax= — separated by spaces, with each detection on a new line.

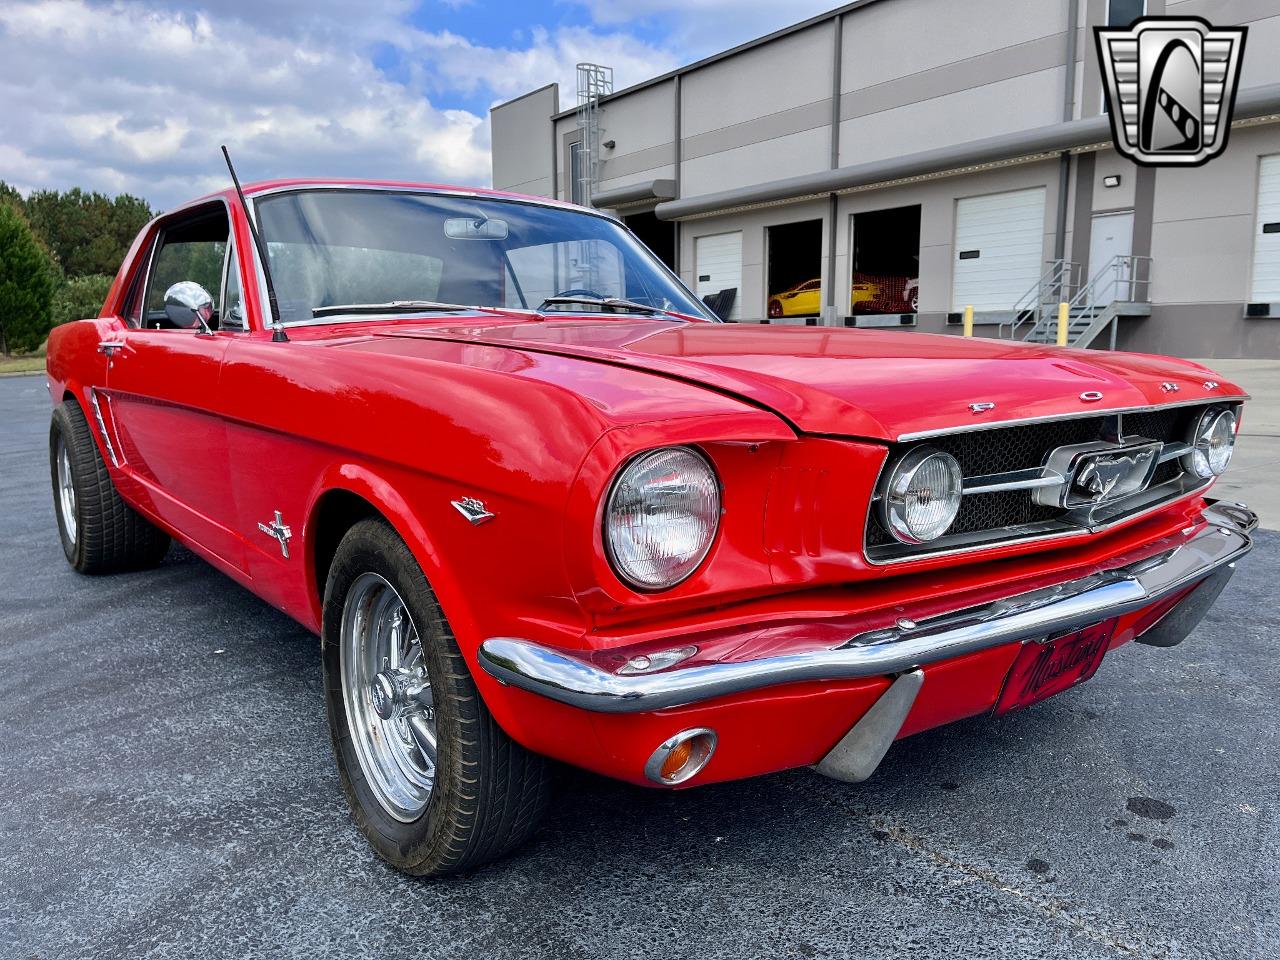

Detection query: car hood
xmin=361 ymin=318 xmax=1245 ymax=441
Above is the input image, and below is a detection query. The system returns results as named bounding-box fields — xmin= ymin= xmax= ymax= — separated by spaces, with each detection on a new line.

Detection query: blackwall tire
xmin=49 ymin=399 xmax=170 ymax=574
xmin=321 ymin=518 xmax=552 ymax=876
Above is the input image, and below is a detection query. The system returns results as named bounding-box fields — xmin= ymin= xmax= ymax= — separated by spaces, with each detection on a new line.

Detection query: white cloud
xmin=0 ymin=0 xmax=821 ymax=211
xmin=406 ymin=26 xmax=680 ymax=110
xmin=565 ymin=0 xmax=838 ymax=56
xmin=0 ymin=0 xmax=494 ymax=209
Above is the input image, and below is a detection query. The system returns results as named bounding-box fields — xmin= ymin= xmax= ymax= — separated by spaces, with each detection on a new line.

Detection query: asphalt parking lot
xmin=1 ymin=372 xmax=1277 ymax=960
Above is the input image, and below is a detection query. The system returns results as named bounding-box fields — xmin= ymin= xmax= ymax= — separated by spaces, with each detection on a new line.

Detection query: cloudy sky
xmin=0 ymin=0 xmax=834 ymax=210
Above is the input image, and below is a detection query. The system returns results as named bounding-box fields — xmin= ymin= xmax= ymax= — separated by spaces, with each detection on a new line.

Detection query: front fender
xmin=304 ymin=461 xmax=475 ymax=643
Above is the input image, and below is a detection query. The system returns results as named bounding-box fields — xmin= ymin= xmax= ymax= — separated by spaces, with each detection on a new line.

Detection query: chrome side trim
xmin=895 ymin=396 xmax=1248 ymax=442
xmin=86 ymin=388 xmax=120 ymax=468
xmin=814 ymin=669 xmax=923 ymax=784
xmin=478 ymin=503 xmax=1254 ymax=714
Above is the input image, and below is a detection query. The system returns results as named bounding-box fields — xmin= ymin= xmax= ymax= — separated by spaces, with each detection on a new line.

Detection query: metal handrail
xmin=1021 ymin=255 xmax=1154 ymax=347
xmin=1066 ymin=254 xmax=1152 ymax=313
xmin=1002 ymin=259 xmax=1077 ymax=339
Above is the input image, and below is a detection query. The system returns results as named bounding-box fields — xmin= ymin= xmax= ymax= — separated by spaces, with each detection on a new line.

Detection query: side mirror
xmin=164 ymin=282 xmax=214 ymax=332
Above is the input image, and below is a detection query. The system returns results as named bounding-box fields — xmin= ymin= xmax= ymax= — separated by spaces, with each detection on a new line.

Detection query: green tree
xmin=53 ymin=273 xmax=115 ymax=327
xmin=24 ymin=187 xmax=152 ymax=278
xmin=0 ymin=181 xmax=22 ymax=211
xmin=0 ymin=201 xmax=57 ymax=355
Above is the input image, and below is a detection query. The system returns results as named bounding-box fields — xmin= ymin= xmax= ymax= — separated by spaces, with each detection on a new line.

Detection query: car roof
xmin=168 ymin=178 xmax=596 ymax=219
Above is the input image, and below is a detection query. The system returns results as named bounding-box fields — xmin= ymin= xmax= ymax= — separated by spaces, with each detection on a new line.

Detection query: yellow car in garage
xmin=767 ymin=279 xmax=823 ymax=318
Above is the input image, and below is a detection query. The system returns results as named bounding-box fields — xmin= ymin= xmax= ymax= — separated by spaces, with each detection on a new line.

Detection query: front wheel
xmin=322 ymin=519 xmax=551 ymax=876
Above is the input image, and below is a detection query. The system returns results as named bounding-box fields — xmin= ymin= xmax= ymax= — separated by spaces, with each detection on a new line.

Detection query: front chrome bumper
xmin=478 ymin=502 xmax=1257 ymax=714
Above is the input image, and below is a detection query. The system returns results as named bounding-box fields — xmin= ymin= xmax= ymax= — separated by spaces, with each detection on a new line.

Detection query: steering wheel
xmin=551 ymin=288 xmax=605 ymax=300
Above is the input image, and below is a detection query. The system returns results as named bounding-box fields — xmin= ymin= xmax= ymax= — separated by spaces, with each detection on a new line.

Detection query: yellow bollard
xmin=962 ymin=305 xmax=974 ymax=337
xmin=1056 ymin=301 xmax=1069 ymax=346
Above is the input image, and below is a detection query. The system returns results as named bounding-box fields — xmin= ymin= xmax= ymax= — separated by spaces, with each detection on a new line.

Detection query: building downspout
xmin=673 ymin=74 xmax=683 ymax=277
xmin=826 ymin=13 xmax=844 ymax=325
xmin=1054 ymin=0 xmax=1081 ymax=261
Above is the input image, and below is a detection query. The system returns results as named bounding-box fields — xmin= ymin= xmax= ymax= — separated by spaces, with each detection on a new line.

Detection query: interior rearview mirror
xmin=164 ymin=281 xmax=215 ymax=332
xmin=444 ymin=217 xmax=509 ymax=240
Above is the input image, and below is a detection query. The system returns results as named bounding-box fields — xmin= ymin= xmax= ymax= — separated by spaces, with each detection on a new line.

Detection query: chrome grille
xmin=865 ymin=402 xmax=1230 ymax=563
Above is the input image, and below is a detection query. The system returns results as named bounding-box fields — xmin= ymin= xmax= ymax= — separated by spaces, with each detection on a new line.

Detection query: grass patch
xmin=0 ymin=353 xmax=45 ymax=375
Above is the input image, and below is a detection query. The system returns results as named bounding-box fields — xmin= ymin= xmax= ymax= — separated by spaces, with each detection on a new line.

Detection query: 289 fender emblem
xmin=451 ymin=497 xmax=495 ymax=525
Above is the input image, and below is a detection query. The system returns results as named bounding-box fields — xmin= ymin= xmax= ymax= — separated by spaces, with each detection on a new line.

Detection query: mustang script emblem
xmin=1095 ymin=16 xmax=1247 ymax=167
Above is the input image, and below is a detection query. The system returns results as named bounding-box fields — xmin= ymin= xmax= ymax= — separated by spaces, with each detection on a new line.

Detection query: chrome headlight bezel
xmin=879 ymin=446 xmax=964 ymax=545
xmin=603 ymin=445 xmax=721 ymax=591
xmin=1183 ymin=406 xmax=1237 ymax=479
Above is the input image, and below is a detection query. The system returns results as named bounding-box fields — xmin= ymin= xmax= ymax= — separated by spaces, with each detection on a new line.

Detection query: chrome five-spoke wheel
xmin=55 ymin=434 xmax=77 ymax=546
xmin=322 ymin=518 xmax=551 ymax=875
xmin=340 ymin=572 xmax=437 ymax=822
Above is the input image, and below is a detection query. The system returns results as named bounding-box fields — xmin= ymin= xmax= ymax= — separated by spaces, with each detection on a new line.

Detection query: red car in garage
xmin=45 ymin=178 xmax=1255 ymax=876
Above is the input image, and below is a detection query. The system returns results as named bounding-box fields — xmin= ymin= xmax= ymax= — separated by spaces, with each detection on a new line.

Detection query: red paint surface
xmin=42 ymin=179 xmax=1247 ymax=787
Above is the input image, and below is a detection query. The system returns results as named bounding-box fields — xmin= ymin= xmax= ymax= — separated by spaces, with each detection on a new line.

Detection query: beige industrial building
xmin=490 ymin=0 xmax=1280 ymax=359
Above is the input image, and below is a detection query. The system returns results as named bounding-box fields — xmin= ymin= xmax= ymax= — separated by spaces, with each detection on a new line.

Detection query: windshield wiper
xmin=537 ymin=296 xmax=684 ymax=318
xmin=312 ymin=300 xmax=479 ymax=317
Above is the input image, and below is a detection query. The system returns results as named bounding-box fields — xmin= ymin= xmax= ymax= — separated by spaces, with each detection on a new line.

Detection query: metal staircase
xmin=1019 ymin=255 xmax=1152 ymax=349
xmin=1000 ymin=259 xmax=1079 ymax=341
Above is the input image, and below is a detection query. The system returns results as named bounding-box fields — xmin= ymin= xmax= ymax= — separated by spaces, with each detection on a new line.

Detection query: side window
xmin=137 ymin=206 xmax=231 ymax=330
xmin=221 ymin=240 xmax=246 ymax=330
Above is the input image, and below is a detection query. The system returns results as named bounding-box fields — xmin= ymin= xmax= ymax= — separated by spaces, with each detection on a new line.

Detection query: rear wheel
xmin=49 ymin=399 xmax=170 ymax=574
xmin=322 ymin=518 xmax=551 ymax=876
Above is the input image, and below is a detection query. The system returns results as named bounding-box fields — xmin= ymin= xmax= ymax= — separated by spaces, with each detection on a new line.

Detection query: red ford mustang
xmin=45 ymin=179 xmax=1255 ymax=876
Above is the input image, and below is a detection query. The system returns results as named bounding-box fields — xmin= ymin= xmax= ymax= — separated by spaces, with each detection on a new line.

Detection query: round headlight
xmin=880 ymin=446 xmax=963 ymax=544
xmin=604 ymin=446 xmax=720 ymax=590
xmin=1185 ymin=407 xmax=1237 ymax=479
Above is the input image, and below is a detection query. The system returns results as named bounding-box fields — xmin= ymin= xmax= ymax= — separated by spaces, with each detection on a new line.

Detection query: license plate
xmin=994 ymin=619 xmax=1117 ymax=715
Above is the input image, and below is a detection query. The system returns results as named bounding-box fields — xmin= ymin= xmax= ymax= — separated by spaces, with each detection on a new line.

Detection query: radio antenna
xmin=221 ymin=145 xmax=287 ymax=342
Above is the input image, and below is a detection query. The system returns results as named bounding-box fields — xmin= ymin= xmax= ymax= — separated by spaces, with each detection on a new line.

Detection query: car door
xmin=102 ymin=202 xmax=248 ymax=575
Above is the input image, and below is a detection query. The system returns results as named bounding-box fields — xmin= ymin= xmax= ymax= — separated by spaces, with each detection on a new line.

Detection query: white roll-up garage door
xmin=951 ymin=187 xmax=1047 ymax=312
xmin=694 ymin=231 xmax=743 ymax=321
xmin=1251 ymin=155 xmax=1280 ymax=303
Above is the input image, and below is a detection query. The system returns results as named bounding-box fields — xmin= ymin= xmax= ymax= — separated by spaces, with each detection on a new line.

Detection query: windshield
xmin=253 ymin=189 xmax=716 ymax=324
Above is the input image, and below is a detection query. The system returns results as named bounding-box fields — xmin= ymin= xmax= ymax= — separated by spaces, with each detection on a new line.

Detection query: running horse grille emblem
xmin=1074 ymin=456 xmax=1137 ymax=503
xmin=1095 ymin=16 xmax=1247 ymax=167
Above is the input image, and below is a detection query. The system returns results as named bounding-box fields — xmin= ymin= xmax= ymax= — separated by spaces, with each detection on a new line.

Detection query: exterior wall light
xmin=1103 ymin=174 xmax=1122 ymax=188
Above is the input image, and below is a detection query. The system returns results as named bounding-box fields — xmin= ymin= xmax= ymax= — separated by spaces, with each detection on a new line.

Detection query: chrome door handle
xmin=98 ymin=340 xmax=126 ymax=357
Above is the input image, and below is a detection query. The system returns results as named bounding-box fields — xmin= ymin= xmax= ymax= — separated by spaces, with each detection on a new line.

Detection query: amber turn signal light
xmin=644 ymin=728 xmax=717 ymax=786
